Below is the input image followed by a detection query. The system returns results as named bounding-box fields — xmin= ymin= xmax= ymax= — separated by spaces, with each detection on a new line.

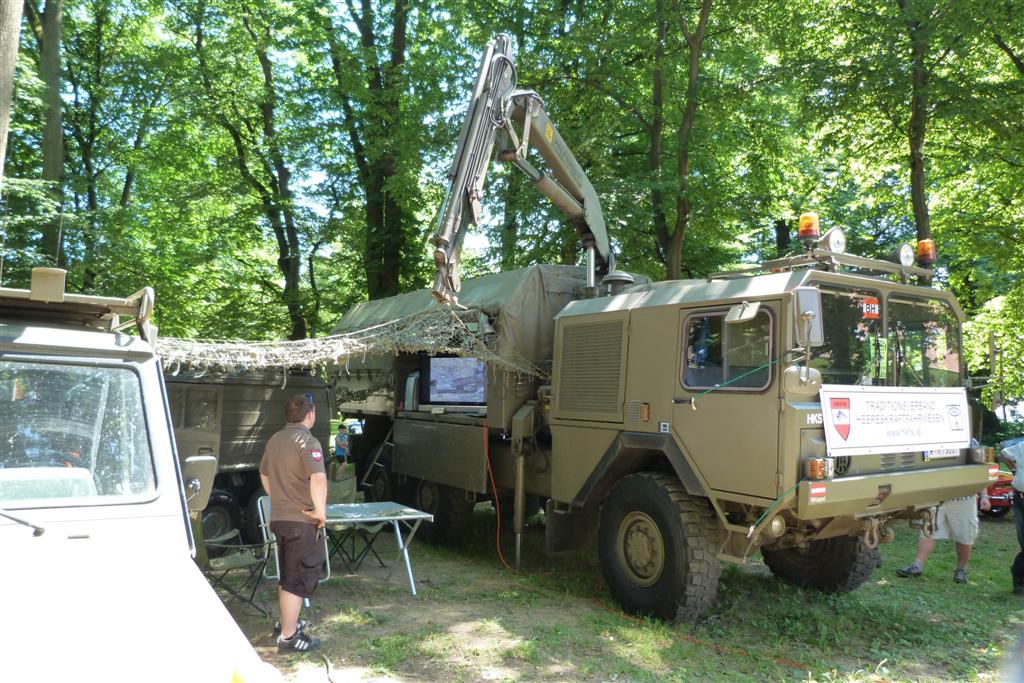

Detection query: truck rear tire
xmin=762 ymin=535 xmax=878 ymax=592
xmin=598 ymin=472 xmax=720 ymax=622
xmin=242 ymin=488 xmax=266 ymax=543
xmin=203 ymin=489 xmax=241 ymax=542
xmin=414 ymin=479 xmax=474 ymax=547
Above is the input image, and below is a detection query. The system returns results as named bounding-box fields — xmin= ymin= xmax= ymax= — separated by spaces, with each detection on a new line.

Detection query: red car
xmin=980 ymin=470 xmax=1015 ymax=518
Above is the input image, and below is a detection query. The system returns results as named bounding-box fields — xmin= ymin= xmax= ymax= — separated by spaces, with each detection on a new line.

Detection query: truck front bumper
xmin=794 ymin=463 xmax=995 ymax=519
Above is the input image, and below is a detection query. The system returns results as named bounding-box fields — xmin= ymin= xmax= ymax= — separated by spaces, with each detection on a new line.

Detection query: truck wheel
xmin=414 ymin=479 xmax=474 ymax=547
xmin=203 ymin=489 xmax=241 ymax=542
xmin=242 ymin=489 xmax=267 ymax=543
xmin=598 ymin=472 xmax=720 ymax=622
xmin=364 ymin=465 xmax=392 ymax=503
xmin=762 ymin=535 xmax=878 ymax=592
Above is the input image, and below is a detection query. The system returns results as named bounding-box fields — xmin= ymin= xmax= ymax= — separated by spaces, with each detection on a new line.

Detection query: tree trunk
xmin=247 ymin=11 xmax=306 ymax=340
xmin=26 ymin=0 xmax=65 ymax=261
xmin=774 ymin=218 xmax=792 ymax=256
xmin=898 ymin=0 xmax=932 ymax=243
xmin=499 ymin=173 xmax=520 ymax=270
xmin=323 ymin=0 xmax=408 ymax=300
xmin=192 ymin=1 xmax=308 ymax=339
xmin=649 ymin=0 xmax=669 ymax=268
xmin=661 ymin=0 xmax=712 ymax=280
xmin=0 ymin=0 xmax=23 ymax=186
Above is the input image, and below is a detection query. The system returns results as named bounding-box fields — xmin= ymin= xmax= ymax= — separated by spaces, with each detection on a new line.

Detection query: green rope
xmin=688 ymin=355 xmax=784 ymax=402
xmin=752 ymin=479 xmax=804 ymax=530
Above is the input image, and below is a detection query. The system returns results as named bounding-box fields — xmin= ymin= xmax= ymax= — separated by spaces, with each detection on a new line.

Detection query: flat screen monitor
xmin=421 ymin=356 xmax=486 ymax=406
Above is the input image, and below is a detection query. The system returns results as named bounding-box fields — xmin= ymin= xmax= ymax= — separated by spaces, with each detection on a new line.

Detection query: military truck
xmin=332 ymin=36 xmax=995 ymax=622
xmin=0 ymin=268 xmax=274 ymax=681
xmin=164 ymin=370 xmax=332 ymax=542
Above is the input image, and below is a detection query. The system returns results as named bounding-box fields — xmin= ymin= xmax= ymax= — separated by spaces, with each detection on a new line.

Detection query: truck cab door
xmin=672 ymin=305 xmax=780 ymax=500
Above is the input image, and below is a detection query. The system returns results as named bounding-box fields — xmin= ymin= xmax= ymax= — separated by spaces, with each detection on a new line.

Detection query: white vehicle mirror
xmin=183 ymin=454 xmax=217 ymax=512
xmin=793 ymin=287 xmax=824 ymax=348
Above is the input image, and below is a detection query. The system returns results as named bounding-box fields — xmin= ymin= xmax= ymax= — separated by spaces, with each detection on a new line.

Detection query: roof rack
xmin=0 ymin=268 xmax=155 ymax=341
xmin=708 ymin=249 xmax=933 ymax=283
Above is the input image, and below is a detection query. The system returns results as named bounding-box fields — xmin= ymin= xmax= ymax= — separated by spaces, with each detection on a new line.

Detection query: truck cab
xmin=0 ymin=268 xmax=273 ymax=682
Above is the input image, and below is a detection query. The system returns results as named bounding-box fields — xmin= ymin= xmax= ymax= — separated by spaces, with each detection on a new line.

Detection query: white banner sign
xmin=819 ymin=384 xmax=970 ymax=457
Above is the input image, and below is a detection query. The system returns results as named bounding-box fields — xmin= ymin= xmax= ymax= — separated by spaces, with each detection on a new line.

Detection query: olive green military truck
xmin=333 ymin=36 xmax=994 ymax=622
xmin=165 ymin=370 xmax=332 ymax=542
xmin=0 ymin=268 xmax=274 ymax=681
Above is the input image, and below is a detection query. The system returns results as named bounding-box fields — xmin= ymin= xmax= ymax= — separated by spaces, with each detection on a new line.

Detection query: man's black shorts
xmin=270 ymin=521 xmax=324 ymax=598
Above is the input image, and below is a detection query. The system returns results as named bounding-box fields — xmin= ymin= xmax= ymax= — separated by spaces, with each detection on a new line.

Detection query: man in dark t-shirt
xmin=259 ymin=393 xmax=327 ymax=653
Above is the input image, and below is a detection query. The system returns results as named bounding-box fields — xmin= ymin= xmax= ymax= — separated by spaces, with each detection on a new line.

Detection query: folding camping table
xmin=324 ymin=502 xmax=433 ymax=596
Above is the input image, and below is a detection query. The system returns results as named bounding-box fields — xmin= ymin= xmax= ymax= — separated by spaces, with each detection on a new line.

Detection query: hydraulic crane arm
xmin=430 ymin=35 xmax=611 ymax=305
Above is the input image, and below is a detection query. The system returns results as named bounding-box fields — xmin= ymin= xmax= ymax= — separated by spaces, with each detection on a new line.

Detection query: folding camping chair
xmin=326 ymin=518 xmax=387 ymax=572
xmin=194 ymin=517 xmax=273 ymax=617
xmin=256 ymin=495 xmax=330 ymax=584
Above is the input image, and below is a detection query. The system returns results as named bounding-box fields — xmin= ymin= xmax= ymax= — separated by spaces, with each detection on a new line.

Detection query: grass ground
xmin=224 ymin=506 xmax=1024 ymax=683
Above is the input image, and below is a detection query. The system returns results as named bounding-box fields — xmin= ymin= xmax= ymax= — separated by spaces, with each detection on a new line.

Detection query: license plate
xmin=923 ymin=448 xmax=959 ymax=460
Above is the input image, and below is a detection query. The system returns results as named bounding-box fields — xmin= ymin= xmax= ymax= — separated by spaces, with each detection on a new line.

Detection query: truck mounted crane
xmin=430 ymin=34 xmax=612 ymax=305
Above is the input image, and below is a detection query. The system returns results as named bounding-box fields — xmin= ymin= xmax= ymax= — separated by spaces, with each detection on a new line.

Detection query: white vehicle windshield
xmin=0 ymin=360 xmax=156 ymax=507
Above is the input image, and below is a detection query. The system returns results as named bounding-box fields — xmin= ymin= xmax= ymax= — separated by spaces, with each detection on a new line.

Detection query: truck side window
xmin=683 ymin=310 xmax=772 ymax=390
xmin=184 ymin=387 xmax=219 ymax=431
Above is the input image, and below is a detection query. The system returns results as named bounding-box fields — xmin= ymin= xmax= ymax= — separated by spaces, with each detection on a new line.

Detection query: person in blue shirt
xmin=333 ymin=424 xmax=349 ymax=464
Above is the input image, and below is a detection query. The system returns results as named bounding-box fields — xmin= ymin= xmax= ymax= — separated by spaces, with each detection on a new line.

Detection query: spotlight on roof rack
xmin=891 ymin=243 xmax=915 ymax=267
xmin=817 ymin=227 xmax=846 ymax=254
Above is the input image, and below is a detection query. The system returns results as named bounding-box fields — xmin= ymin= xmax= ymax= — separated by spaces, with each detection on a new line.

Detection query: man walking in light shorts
xmin=896 ymin=493 xmax=990 ymax=583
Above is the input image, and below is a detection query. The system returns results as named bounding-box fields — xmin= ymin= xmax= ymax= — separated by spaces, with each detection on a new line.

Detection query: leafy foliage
xmin=0 ymin=0 xmax=1020 ymax=410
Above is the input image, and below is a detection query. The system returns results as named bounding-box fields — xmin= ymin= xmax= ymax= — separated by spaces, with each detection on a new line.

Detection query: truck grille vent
xmin=626 ymin=400 xmax=642 ymax=422
xmin=556 ymin=320 xmax=624 ymax=419
xmin=880 ymin=453 xmax=918 ymax=471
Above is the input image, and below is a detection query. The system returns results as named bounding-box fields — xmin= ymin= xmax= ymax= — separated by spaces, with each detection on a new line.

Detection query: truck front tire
xmin=762 ymin=535 xmax=878 ymax=592
xmin=598 ymin=472 xmax=720 ymax=622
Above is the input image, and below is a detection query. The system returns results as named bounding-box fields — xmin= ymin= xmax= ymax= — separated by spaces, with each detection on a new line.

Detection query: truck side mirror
xmin=182 ymin=454 xmax=217 ymax=512
xmin=793 ymin=287 xmax=824 ymax=348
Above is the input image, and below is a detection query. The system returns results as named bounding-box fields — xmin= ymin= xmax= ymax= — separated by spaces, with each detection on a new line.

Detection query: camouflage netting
xmin=157 ymin=306 xmax=546 ymax=380
xmin=157 ymin=265 xmax=593 ymax=383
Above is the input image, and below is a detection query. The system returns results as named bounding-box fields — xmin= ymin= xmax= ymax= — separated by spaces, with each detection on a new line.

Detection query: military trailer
xmin=0 ymin=268 xmax=273 ymax=680
xmin=165 ymin=370 xmax=332 ymax=542
xmin=331 ymin=36 xmax=994 ymax=621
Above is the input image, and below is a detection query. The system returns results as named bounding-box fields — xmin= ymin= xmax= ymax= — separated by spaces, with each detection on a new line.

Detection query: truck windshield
xmin=888 ymin=296 xmax=961 ymax=387
xmin=810 ymin=286 xmax=961 ymax=388
xmin=0 ymin=360 xmax=155 ymax=507
xmin=811 ymin=286 xmax=884 ymax=385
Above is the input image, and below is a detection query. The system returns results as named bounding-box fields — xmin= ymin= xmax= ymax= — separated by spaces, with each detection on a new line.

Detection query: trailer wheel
xmin=762 ymin=535 xmax=878 ymax=592
xmin=598 ymin=472 xmax=720 ymax=622
xmin=414 ymin=479 xmax=474 ymax=547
